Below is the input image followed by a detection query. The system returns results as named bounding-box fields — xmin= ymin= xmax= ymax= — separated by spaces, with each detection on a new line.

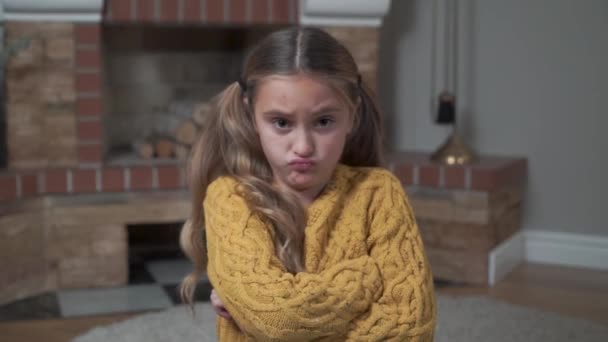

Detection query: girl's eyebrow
xmin=312 ymin=105 xmax=341 ymax=115
xmin=261 ymin=109 xmax=294 ymax=117
xmin=260 ymin=105 xmax=342 ymax=117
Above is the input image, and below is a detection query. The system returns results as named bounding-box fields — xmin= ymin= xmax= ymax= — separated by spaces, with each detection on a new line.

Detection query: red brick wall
xmin=0 ymin=154 xmax=526 ymax=202
xmin=105 ymin=0 xmax=298 ymax=25
xmin=0 ymin=164 xmax=186 ymax=201
xmin=75 ymin=24 xmax=104 ymax=166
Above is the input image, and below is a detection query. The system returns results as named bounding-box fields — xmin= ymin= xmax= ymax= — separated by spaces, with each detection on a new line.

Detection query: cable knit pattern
xmin=204 ymin=164 xmax=436 ymax=341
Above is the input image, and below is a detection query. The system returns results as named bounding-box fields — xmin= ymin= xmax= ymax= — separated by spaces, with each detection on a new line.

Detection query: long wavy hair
xmin=180 ymin=27 xmax=384 ymax=304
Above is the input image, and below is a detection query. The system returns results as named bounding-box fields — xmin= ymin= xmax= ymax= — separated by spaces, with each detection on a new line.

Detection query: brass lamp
xmin=430 ymin=92 xmax=476 ymax=165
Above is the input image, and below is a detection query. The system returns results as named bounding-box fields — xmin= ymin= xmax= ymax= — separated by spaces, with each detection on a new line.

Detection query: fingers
xmin=210 ymin=289 xmax=220 ymax=305
xmin=211 ymin=289 xmax=233 ymax=320
xmin=217 ymin=308 xmax=233 ymax=320
xmin=210 ymin=290 xmax=242 ymax=332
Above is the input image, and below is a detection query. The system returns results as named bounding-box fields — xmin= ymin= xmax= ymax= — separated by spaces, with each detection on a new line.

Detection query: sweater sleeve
xmin=204 ymin=176 xmax=383 ymax=341
xmin=346 ymin=172 xmax=436 ymax=341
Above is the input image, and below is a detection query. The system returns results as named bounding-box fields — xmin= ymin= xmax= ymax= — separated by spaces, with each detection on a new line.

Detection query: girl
xmin=180 ymin=27 xmax=436 ymax=341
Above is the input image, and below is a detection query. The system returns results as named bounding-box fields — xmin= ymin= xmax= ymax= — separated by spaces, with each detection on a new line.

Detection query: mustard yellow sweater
xmin=204 ymin=164 xmax=436 ymax=341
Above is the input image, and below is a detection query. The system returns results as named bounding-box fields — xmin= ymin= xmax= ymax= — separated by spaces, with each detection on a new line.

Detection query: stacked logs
xmin=133 ymin=102 xmax=212 ymax=161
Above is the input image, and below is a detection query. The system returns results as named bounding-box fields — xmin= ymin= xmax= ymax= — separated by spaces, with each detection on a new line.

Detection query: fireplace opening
xmin=127 ymin=221 xmax=184 ymax=261
xmin=103 ymin=25 xmax=277 ymax=164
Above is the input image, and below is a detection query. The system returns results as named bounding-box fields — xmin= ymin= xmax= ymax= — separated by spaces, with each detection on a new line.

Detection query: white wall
xmin=379 ymin=0 xmax=608 ymax=236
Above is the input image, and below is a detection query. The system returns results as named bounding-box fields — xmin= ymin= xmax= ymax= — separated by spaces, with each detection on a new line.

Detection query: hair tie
xmin=238 ymin=79 xmax=247 ymax=92
xmin=356 ymin=74 xmax=362 ymax=88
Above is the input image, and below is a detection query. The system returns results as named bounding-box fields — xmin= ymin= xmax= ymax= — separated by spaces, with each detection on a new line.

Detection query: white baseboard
xmin=488 ymin=231 xmax=526 ymax=285
xmin=525 ymin=230 xmax=608 ymax=270
xmin=489 ymin=230 xmax=608 ymax=285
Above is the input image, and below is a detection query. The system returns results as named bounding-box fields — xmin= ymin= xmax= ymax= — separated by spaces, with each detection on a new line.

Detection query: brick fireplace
xmin=0 ymin=0 xmax=527 ymax=306
xmin=0 ymin=0 xmax=396 ymax=305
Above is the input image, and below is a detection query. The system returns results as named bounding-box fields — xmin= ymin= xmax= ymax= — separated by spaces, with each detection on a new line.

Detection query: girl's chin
xmin=285 ymin=173 xmax=316 ymax=190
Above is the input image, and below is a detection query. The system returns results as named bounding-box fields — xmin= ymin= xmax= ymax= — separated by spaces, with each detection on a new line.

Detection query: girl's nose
xmin=293 ymin=129 xmax=314 ymax=157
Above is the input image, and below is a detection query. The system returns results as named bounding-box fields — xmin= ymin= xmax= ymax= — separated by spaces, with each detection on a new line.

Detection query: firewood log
xmin=192 ymin=102 xmax=212 ymax=127
xmin=155 ymin=137 xmax=175 ymax=159
xmin=175 ymin=144 xmax=190 ymax=161
xmin=133 ymin=140 xmax=155 ymax=160
xmin=174 ymin=119 xmax=198 ymax=146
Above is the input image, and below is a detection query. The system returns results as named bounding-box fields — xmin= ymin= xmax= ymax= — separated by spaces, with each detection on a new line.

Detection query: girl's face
xmin=251 ymin=73 xmax=354 ymax=200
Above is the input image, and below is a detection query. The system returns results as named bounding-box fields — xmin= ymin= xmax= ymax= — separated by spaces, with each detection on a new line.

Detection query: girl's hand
xmin=211 ymin=289 xmax=243 ymax=332
xmin=211 ymin=289 xmax=232 ymax=320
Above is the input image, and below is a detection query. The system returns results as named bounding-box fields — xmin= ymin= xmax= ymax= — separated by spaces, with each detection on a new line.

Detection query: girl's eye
xmin=317 ymin=117 xmax=335 ymax=128
xmin=272 ymin=118 xmax=289 ymax=129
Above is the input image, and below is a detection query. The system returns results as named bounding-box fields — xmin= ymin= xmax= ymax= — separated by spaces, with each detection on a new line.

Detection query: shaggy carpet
xmin=73 ymin=295 xmax=608 ymax=341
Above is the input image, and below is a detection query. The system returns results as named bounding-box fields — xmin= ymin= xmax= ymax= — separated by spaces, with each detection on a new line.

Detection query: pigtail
xmin=342 ymin=77 xmax=385 ymax=167
xmin=180 ymin=82 xmax=247 ymax=305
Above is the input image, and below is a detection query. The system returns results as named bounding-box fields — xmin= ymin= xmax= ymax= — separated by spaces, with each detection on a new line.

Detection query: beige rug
xmin=73 ymin=295 xmax=608 ymax=341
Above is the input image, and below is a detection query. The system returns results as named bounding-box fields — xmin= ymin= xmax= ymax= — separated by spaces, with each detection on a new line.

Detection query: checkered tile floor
xmin=0 ymin=253 xmax=212 ymax=321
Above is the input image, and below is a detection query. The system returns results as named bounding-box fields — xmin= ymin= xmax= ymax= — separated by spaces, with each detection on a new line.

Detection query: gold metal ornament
xmin=430 ymin=128 xmax=476 ymax=165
